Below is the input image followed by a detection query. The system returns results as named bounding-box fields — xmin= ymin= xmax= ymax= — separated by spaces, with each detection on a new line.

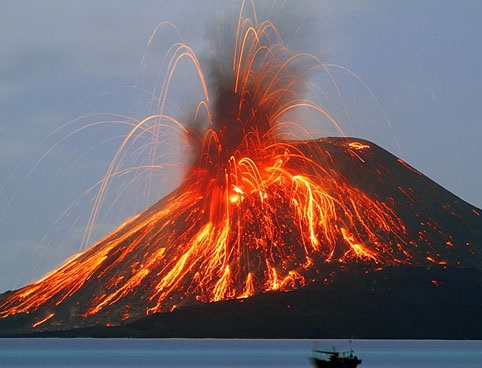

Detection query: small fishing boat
xmin=310 ymin=348 xmax=362 ymax=368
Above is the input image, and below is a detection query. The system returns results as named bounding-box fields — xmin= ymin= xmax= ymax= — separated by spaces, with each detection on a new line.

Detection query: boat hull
xmin=311 ymin=356 xmax=362 ymax=368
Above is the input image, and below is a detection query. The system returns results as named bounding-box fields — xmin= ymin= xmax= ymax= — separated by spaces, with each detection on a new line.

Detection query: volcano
xmin=1 ymin=8 xmax=481 ymax=336
xmin=1 ymin=137 xmax=481 ymax=335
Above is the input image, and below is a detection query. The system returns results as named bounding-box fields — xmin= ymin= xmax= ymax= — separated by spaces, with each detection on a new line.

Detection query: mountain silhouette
xmin=0 ymin=137 xmax=480 ymax=336
xmin=1 ymin=8 xmax=481 ymax=336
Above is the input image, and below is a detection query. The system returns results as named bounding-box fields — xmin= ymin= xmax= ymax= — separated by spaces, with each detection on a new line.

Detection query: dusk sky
xmin=1 ymin=1 xmax=481 ymax=292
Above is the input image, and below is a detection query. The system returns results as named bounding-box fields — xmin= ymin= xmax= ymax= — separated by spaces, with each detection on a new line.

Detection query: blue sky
xmin=1 ymin=1 xmax=481 ymax=292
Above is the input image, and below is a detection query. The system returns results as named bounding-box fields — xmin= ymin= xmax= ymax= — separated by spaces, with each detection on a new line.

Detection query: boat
xmin=310 ymin=348 xmax=362 ymax=368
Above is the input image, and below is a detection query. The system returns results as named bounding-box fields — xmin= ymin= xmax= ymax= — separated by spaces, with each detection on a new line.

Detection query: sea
xmin=0 ymin=338 xmax=481 ymax=367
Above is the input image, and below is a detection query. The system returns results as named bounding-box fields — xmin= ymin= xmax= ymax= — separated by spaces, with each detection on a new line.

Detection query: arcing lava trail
xmin=0 ymin=6 xmax=481 ymax=334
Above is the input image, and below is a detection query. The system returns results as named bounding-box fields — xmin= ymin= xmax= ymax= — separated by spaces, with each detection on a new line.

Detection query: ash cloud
xmin=183 ymin=4 xmax=321 ymax=175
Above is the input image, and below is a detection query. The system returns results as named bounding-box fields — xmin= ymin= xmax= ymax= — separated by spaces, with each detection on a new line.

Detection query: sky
xmin=1 ymin=0 xmax=481 ymax=292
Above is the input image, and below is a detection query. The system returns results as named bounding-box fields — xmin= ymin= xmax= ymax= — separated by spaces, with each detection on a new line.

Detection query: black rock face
xmin=0 ymin=137 xmax=481 ymax=337
xmin=7 ymin=265 xmax=482 ymax=339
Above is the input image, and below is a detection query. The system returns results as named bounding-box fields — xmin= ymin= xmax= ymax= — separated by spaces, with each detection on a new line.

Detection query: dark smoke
xmin=184 ymin=8 xmax=319 ymax=183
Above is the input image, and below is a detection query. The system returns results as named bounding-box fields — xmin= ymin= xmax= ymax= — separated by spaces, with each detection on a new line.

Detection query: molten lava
xmin=0 ymin=4 xmax=480 ymax=333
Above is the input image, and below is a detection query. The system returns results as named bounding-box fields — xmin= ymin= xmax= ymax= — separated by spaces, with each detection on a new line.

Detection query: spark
xmin=0 ymin=2 xmax=462 ymax=331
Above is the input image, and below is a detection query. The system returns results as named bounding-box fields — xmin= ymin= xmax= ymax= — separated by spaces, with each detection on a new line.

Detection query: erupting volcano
xmin=1 ymin=4 xmax=481 ymax=335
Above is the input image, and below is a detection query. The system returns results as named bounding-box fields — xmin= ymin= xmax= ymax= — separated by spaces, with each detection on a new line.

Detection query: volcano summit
xmin=1 ymin=136 xmax=481 ymax=336
xmin=1 ymin=6 xmax=481 ymax=336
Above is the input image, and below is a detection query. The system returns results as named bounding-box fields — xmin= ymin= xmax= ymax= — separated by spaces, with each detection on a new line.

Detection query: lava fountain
xmin=0 ymin=3 xmax=479 ymax=332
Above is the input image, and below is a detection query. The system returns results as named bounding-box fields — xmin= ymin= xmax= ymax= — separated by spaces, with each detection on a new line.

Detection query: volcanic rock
xmin=0 ymin=137 xmax=481 ymax=336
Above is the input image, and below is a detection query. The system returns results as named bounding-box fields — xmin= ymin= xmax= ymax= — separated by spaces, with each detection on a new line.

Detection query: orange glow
xmin=0 ymin=2 xmax=455 ymax=331
xmin=32 ymin=313 xmax=55 ymax=328
xmin=348 ymin=141 xmax=370 ymax=150
xmin=426 ymin=256 xmax=448 ymax=265
xmin=397 ymin=158 xmax=422 ymax=176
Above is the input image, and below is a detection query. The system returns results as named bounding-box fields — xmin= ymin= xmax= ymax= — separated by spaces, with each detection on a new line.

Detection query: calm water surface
xmin=0 ymin=338 xmax=481 ymax=367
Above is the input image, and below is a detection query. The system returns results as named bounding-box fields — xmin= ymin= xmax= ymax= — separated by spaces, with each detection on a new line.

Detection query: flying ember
xmin=1 ymin=2 xmax=474 ymax=332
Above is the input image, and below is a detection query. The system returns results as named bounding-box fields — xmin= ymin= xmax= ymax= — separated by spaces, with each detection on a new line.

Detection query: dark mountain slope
xmin=0 ymin=137 xmax=481 ymax=336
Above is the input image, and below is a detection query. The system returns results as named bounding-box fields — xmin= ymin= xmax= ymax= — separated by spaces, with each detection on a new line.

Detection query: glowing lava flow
xmin=0 ymin=138 xmax=410 ymax=325
xmin=1 ymin=4 xmax=476 ymax=332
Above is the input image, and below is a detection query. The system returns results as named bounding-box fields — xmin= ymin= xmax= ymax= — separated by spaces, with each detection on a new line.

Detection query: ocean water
xmin=0 ymin=338 xmax=481 ymax=367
